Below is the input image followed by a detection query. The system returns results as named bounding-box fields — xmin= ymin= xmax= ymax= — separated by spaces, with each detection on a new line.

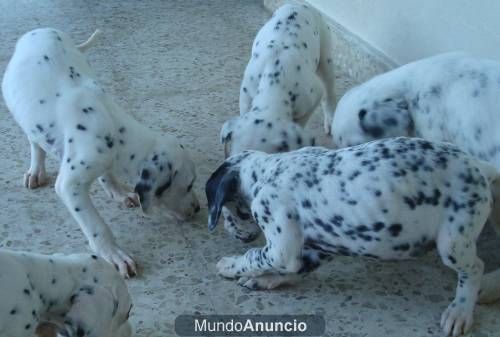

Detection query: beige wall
xmin=307 ymin=0 xmax=500 ymax=65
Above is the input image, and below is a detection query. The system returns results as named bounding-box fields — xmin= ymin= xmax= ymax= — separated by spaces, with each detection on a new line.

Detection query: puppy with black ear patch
xmin=2 ymin=28 xmax=200 ymax=277
xmin=221 ymin=3 xmax=336 ymax=157
xmin=0 ymin=249 xmax=132 ymax=337
xmin=206 ymin=137 xmax=500 ymax=337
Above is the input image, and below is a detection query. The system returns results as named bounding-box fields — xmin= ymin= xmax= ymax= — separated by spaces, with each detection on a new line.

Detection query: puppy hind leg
xmin=437 ymin=224 xmax=483 ymax=337
xmin=317 ymin=20 xmax=336 ymax=135
xmin=293 ymin=76 xmax=323 ymax=127
xmin=24 ymin=141 xmax=47 ymax=189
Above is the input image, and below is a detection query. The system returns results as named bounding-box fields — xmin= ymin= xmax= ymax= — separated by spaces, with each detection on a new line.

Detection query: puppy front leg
xmin=98 ymin=172 xmax=139 ymax=208
xmin=24 ymin=141 xmax=48 ymax=189
xmin=217 ymin=208 xmax=303 ymax=287
xmin=55 ymin=172 xmax=137 ymax=278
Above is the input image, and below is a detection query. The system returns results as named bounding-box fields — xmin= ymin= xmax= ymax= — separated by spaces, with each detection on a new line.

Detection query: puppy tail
xmin=77 ymin=29 xmax=101 ymax=52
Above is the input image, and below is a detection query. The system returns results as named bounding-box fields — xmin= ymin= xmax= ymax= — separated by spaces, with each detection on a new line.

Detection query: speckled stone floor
xmin=0 ymin=1 xmax=499 ymax=336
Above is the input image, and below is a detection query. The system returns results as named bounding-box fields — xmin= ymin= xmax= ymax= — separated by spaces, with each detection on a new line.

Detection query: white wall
xmin=307 ymin=0 xmax=500 ymax=65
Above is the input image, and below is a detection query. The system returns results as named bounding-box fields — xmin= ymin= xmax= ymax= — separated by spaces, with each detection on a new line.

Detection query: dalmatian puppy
xmin=206 ymin=137 xmax=500 ymax=336
xmin=331 ymin=53 xmax=500 ymax=163
xmin=0 ymin=249 xmax=132 ymax=337
xmin=2 ymin=28 xmax=200 ymax=278
xmin=220 ymin=3 xmax=336 ymax=157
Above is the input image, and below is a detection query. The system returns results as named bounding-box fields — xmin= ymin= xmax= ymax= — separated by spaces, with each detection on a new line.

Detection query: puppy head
xmin=134 ymin=136 xmax=200 ymax=220
xmin=222 ymin=205 xmax=260 ymax=243
xmin=331 ymin=85 xmax=414 ymax=148
xmin=206 ymin=153 xmax=257 ymax=233
xmin=221 ymin=116 xmax=314 ymax=157
xmin=59 ymin=284 xmax=133 ymax=337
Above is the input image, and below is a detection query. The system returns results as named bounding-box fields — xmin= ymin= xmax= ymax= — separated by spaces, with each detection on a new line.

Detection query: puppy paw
xmin=96 ymin=244 xmax=138 ymax=278
xmin=440 ymin=301 xmax=474 ymax=336
xmin=23 ymin=170 xmax=47 ymax=189
xmin=237 ymin=277 xmax=262 ymax=290
xmin=237 ymin=276 xmax=274 ymax=290
xmin=238 ymin=274 xmax=296 ymax=290
xmin=323 ymin=115 xmax=333 ymax=136
xmin=216 ymin=256 xmax=240 ymax=279
xmin=124 ymin=193 xmax=140 ymax=208
xmin=323 ymin=121 xmax=332 ymax=136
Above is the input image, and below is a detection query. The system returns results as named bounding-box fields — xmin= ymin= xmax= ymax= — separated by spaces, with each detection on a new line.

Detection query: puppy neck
xmin=107 ymin=112 xmax=157 ymax=182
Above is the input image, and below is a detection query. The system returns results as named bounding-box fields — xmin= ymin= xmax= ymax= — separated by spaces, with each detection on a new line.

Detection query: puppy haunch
xmin=332 ymin=53 xmax=500 ymax=168
xmin=220 ymin=4 xmax=336 ymax=157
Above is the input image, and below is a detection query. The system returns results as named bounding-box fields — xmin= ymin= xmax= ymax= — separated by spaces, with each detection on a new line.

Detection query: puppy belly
xmin=303 ymin=221 xmax=438 ymax=260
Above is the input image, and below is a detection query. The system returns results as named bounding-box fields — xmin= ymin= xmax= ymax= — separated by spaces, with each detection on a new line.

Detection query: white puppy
xmin=221 ymin=3 xmax=336 ymax=157
xmin=2 ymin=28 xmax=201 ymax=277
xmin=0 ymin=249 xmax=132 ymax=337
xmin=331 ymin=53 xmax=500 ymax=162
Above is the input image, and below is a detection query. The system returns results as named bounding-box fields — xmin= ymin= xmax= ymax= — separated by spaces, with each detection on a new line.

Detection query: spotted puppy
xmin=2 ymin=28 xmax=200 ymax=277
xmin=0 ymin=249 xmax=132 ymax=337
xmin=221 ymin=3 xmax=336 ymax=157
xmin=332 ymin=53 xmax=500 ymax=160
xmin=206 ymin=137 xmax=500 ymax=336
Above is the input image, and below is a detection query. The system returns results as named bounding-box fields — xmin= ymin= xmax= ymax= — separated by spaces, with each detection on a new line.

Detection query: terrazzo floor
xmin=0 ymin=1 xmax=499 ymax=336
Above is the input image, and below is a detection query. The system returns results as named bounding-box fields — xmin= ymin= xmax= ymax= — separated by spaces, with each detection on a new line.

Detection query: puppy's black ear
xmin=134 ymin=168 xmax=154 ymax=212
xmin=358 ymin=98 xmax=413 ymax=139
xmin=205 ymin=162 xmax=240 ymax=231
xmin=221 ymin=117 xmax=239 ymax=158
xmin=220 ymin=117 xmax=238 ymax=144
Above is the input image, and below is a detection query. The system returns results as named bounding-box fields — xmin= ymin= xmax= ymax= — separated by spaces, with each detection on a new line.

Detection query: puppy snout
xmin=184 ymin=203 xmax=200 ymax=219
xmin=191 ymin=194 xmax=201 ymax=213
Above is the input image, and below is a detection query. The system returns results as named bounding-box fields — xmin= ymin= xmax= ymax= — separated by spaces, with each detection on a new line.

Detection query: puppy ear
xmin=205 ymin=162 xmax=240 ymax=231
xmin=358 ymin=98 xmax=413 ymax=139
xmin=220 ymin=117 xmax=239 ymax=157
xmin=134 ymin=168 xmax=154 ymax=212
xmin=220 ymin=117 xmax=238 ymax=143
